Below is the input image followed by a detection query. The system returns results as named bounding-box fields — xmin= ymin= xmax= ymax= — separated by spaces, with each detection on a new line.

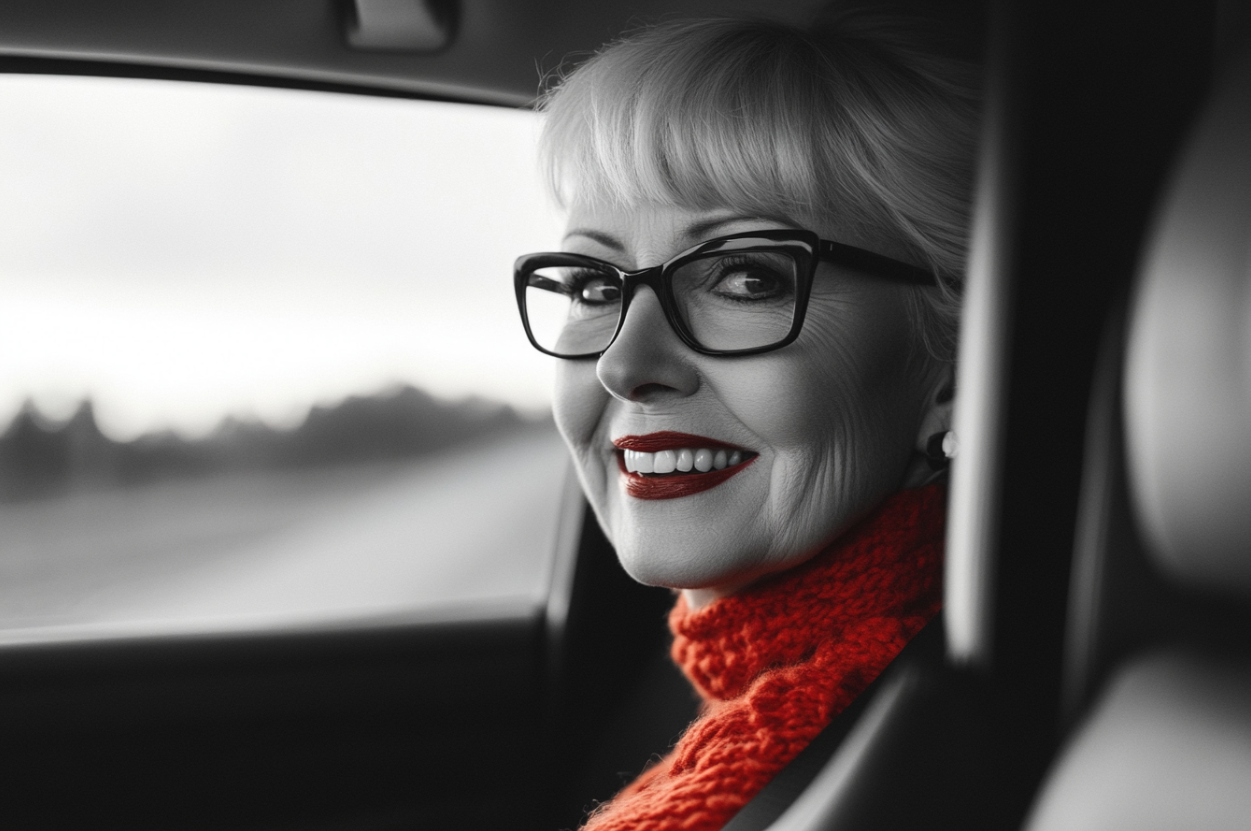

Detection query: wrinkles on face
xmin=724 ymin=275 xmax=921 ymax=562
xmin=551 ymin=201 xmax=941 ymax=598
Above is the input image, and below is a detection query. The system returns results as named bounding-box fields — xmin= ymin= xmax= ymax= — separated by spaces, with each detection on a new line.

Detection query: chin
xmin=612 ymin=554 xmax=683 ymax=589
xmin=609 ymin=527 xmax=759 ymax=591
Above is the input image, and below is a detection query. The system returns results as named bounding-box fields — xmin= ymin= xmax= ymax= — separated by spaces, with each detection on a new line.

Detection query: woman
xmin=515 ymin=7 xmax=979 ymax=830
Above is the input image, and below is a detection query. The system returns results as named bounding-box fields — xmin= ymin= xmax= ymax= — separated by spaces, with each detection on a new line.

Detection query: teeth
xmin=623 ymin=446 xmax=747 ymax=475
xmin=624 ymin=449 xmax=653 ymax=473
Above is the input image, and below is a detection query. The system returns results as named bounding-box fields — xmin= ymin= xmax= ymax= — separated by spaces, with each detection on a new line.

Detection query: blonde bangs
xmin=542 ymin=23 xmax=836 ymax=219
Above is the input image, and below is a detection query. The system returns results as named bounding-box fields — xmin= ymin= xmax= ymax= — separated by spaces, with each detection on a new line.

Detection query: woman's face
xmin=554 ymin=201 xmax=950 ymax=605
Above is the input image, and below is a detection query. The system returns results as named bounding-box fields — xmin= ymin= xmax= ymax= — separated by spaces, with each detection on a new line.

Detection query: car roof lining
xmin=0 ymin=0 xmax=832 ymax=106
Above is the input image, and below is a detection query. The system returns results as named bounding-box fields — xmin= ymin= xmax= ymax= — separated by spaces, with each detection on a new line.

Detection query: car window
xmin=0 ymin=74 xmax=566 ymax=642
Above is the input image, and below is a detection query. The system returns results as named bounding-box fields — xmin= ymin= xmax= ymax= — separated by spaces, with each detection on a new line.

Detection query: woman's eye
xmin=713 ymin=268 xmax=785 ymax=300
xmin=574 ymin=274 xmax=621 ymax=305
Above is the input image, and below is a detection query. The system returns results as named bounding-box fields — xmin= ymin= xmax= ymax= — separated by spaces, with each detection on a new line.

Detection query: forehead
xmin=561 ymin=200 xmax=891 ymax=265
xmin=566 ymin=202 xmax=781 ymax=242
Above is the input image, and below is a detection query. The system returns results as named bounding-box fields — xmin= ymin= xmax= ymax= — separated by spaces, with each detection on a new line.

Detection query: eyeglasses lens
xmin=524 ymin=264 xmax=622 ymax=355
xmin=523 ymin=248 xmax=801 ymax=356
xmin=671 ymin=251 xmax=799 ymax=351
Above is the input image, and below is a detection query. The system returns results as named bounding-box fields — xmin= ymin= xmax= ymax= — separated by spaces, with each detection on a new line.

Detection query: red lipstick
xmin=612 ymin=432 xmax=755 ymax=500
xmin=613 ymin=431 xmax=743 ymax=452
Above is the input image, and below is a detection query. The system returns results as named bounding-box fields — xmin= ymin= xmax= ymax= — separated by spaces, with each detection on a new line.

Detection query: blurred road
xmin=0 ymin=427 xmax=570 ymax=641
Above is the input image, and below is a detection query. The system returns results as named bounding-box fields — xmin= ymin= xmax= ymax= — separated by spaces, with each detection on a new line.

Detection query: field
xmin=0 ymin=428 xmax=569 ymax=642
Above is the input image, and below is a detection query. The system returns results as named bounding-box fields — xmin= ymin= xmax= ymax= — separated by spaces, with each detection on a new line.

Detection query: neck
xmin=680 ymin=573 xmax=757 ymax=610
xmin=678 ymin=485 xmax=941 ymax=612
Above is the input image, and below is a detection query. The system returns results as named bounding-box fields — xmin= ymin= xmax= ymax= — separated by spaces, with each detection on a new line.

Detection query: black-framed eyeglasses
xmin=514 ymin=228 xmax=936 ymax=359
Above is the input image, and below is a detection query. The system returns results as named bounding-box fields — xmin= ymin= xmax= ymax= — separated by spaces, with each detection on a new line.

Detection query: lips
xmin=612 ymin=431 xmax=755 ymax=500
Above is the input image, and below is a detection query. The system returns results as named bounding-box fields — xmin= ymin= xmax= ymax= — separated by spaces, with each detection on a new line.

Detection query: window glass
xmin=0 ymin=75 xmax=565 ymax=641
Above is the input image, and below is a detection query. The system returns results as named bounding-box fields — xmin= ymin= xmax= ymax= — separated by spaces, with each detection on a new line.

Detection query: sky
xmin=0 ymin=75 xmax=564 ymax=440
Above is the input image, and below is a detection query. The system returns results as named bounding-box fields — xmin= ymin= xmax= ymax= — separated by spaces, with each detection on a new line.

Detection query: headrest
xmin=1125 ymin=48 xmax=1251 ymax=599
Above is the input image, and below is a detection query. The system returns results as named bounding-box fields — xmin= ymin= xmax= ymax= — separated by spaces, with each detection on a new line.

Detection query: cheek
xmin=717 ymin=316 xmax=914 ymax=458
xmin=794 ymin=294 xmax=921 ymax=441
xmin=552 ymin=361 xmax=605 ymax=449
xmin=707 ymin=297 xmax=922 ymax=550
xmin=552 ymin=360 xmax=616 ymax=531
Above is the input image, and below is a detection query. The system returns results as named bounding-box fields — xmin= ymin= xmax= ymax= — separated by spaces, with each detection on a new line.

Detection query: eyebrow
xmin=562 ymin=214 xmax=792 ymax=252
xmin=682 ymin=215 xmax=779 ymax=240
xmin=562 ymin=229 xmax=624 ymax=251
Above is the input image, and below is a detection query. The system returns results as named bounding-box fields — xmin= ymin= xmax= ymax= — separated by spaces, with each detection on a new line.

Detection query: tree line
xmin=0 ymin=386 xmax=545 ymax=503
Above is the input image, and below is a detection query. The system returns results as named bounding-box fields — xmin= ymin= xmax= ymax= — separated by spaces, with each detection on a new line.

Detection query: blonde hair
xmin=538 ymin=9 xmax=980 ymax=361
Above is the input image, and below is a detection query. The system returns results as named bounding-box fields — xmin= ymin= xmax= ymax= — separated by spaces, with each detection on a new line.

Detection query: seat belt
xmin=719 ymin=618 xmax=945 ymax=831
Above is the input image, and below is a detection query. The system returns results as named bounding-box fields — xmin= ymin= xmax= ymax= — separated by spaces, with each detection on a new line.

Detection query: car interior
xmin=1 ymin=1 xmax=1250 ymax=829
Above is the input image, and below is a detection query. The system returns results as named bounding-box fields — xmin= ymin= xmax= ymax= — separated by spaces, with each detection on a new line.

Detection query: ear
xmin=901 ymin=365 xmax=955 ymax=489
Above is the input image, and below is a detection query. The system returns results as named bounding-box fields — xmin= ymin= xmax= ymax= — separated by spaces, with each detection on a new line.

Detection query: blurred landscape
xmin=0 ymin=385 xmax=546 ymax=503
xmin=0 ymin=387 xmax=568 ymax=637
xmin=0 ymin=75 xmax=568 ymax=638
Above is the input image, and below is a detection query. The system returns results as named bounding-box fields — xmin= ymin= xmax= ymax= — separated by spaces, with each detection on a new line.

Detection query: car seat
xmin=1022 ymin=40 xmax=1251 ymax=831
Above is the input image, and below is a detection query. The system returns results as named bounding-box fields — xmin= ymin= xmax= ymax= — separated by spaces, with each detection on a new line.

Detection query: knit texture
xmin=581 ymin=484 xmax=945 ymax=831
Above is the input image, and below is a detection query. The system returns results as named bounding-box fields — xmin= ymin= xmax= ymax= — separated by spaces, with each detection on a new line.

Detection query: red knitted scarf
xmin=581 ymin=484 xmax=945 ymax=831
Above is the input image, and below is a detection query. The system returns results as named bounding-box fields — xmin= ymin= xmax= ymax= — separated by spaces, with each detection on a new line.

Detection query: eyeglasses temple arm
xmin=818 ymin=240 xmax=939 ymax=286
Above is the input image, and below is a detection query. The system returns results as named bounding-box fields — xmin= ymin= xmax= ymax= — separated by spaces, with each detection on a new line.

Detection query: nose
xmin=596 ymin=286 xmax=700 ymax=403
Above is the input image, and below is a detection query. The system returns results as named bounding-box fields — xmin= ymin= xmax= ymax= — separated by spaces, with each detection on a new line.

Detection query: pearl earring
xmin=925 ymin=430 xmax=958 ymax=471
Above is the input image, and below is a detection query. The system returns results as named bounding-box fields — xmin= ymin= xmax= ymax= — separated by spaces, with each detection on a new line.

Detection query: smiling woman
xmin=516 ymin=7 xmax=979 ymax=830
